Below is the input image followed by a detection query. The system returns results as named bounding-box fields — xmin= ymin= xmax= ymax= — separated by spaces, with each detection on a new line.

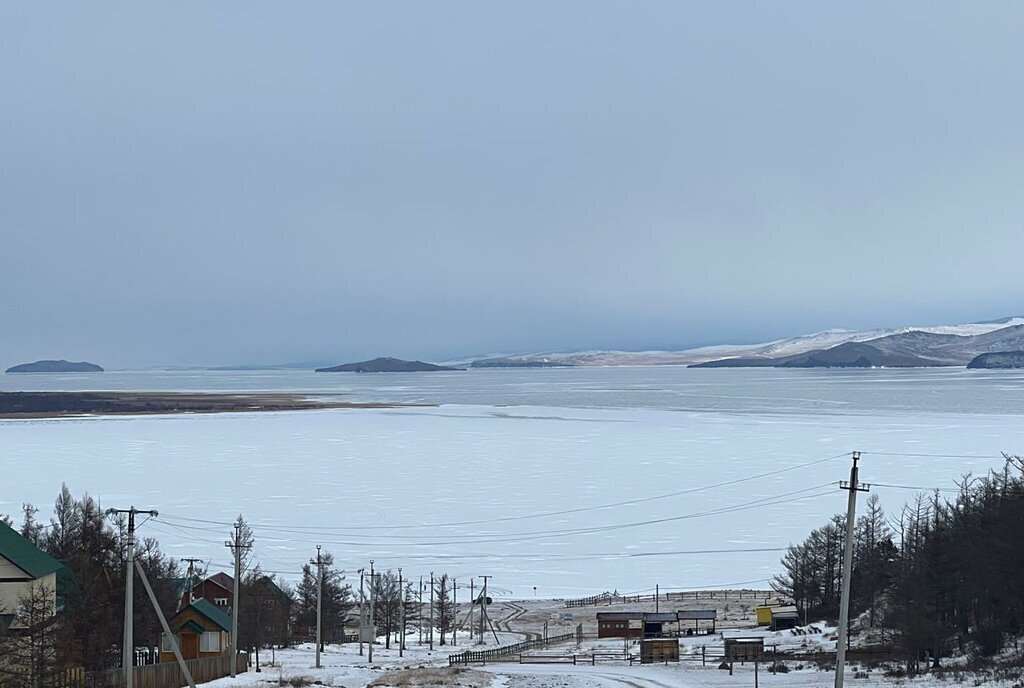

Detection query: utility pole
xmin=368 ymin=561 xmax=376 ymax=663
xmin=429 ymin=572 xmax=435 ymax=651
xmin=835 ymin=451 xmax=870 ymax=688
xmin=310 ymin=546 xmax=323 ymax=668
xmin=183 ymin=557 xmax=204 ymax=603
xmin=468 ymin=579 xmax=475 ymax=642
xmin=418 ymin=576 xmax=423 ymax=645
xmin=478 ymin=576 xmax=491 ymax=645
xmin=655 ymin=584 xmax=659 ymax=613
xmin=398 ymin=568 xmax=405 ymax=657
xmin=452 ymin=578 xmax=457 ymax=646
xmin=109 ymin=506 xmax=158 ymax=688
xmin=358 ymin=569 xmax=365 ymax=656
xmin=225 ymin=523 xmax=250 ymax=679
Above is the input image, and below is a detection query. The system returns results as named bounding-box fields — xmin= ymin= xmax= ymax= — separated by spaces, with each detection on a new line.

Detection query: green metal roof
xmin=0 ymin=521 xmax=64 ymax=579
xmin=189 ymin=598 xmax=232 ymax=632
xmin=181 ymin=619 xmax=206 ymax=634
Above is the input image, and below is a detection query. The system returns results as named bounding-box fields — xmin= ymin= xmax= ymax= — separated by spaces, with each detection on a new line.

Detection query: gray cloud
xmin=2 ymin=1 xmax=1022 ymax=367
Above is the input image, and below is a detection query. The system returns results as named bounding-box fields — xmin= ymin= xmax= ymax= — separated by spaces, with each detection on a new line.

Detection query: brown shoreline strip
xmin=0 ymin=391 xmax=427 ymax=419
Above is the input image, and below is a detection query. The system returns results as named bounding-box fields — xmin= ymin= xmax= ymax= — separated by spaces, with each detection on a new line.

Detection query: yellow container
xmin=755 ymin=605 xmax=775 ymax=626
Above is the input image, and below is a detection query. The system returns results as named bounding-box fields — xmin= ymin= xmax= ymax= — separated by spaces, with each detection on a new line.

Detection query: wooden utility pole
xmin=429 ymin=572 xmax=435 ymax=650
xmin=835 ymin=452 xmax=869 ymax=688
xmin=452 ymin=578 xmax=457 ymax=646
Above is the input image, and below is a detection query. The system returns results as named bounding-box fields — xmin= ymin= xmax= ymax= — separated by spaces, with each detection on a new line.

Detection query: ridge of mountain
xmin=693 ymin=324 xmax=1024 ymax=369
xmin=967 ymin=351 xmax=1024 ymax=369
xmin=315 ymin=357 xmax=465 ymax=373
xmin=468 ymin=318 xmax=1024 ymax=368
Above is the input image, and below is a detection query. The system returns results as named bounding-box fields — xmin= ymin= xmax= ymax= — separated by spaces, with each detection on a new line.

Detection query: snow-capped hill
xmin=467 ymin=317 xmax=1024 ymax=368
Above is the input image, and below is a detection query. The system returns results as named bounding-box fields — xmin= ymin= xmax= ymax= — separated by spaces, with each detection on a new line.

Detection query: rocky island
xmin=966 ymin=351 xmax=1024 ymax=369
xmin=6 ymin=359 xmax=104 ymax=373
xmin=315 ymin=357 xmax=465 ymax=373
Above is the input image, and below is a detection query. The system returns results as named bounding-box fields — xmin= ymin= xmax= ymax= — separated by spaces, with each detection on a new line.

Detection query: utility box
xmin=640 ymin=638 xmax=679 ymax=664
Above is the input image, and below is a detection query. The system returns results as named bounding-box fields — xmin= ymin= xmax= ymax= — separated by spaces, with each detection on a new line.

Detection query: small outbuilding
xmin=755 ymin=605 xmax=776 ymax=626
xmin=769 ymin=605 xmax=799 ymax=631
xmin=597 ymin=612 xmax=643 ymax=639
xmin=640 ymin=638 xmax=680 ymax=664
xmin=160 ymin=598 xmax=232 ymax=662
xmin=724 ymin=637 xmax=764 ymax=663
xmin=677 ymin=609 xmax=717 ymax=634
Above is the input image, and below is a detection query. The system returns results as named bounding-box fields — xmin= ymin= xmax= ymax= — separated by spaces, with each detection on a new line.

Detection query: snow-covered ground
xmin=194 ymin=636 xmax=1024 ymax=688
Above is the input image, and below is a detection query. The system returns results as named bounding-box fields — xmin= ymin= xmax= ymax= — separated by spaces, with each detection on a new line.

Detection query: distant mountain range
xmin=467 ymin=317 xmax=1024 ymax=369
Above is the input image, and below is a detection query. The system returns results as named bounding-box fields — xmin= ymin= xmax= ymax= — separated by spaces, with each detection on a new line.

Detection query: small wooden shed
xmin=724 ymin=637 xmax=764 ymax=663
xmin=597 ymin=612 xmax=643 ymax=638
xmin=640 ymin=638 xmax=680 ymax=664
xmin=770 ymin=605 xmax=800 ymax=631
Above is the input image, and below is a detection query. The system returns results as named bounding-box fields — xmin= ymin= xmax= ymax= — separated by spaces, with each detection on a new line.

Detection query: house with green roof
xmin=0 ymin=521 xmax=64 ymax=625
xmin=159 ymin=598 xmax=232 ymax=662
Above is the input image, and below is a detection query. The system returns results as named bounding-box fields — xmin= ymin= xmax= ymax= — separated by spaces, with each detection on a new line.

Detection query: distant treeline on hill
xmin=773 ymin=453 xmax=1024 ymax=668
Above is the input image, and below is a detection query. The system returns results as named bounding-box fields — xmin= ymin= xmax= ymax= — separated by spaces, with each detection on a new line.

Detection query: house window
xmin=214 ymin=598 xmax=228 ymax=606
xmin=161 ymin=633 xmax=181 ymax=652
xmin=200 ymin=632 xmax=220 ymax=653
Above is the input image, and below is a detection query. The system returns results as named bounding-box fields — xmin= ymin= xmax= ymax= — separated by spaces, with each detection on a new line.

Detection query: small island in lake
xmin=966 ymin=351 xmax=1024 ymax=369
xmin=315 ymin=357 xmax=465 ymax=373
xmin=6 ymin=359 xmax=104 ymax=373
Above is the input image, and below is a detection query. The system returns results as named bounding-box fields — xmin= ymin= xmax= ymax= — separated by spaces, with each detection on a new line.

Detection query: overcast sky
xmin=2 ymin=2 xmax=1022 ymax=368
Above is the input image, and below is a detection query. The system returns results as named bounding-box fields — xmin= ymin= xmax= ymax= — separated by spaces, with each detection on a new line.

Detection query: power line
xmin=158 ymin=483 xmax=836 ymax=548
xmin=860 ymin=451 xmax=1011 ymax=460
xmin=156 ymin=451 xmax=852 ymax=533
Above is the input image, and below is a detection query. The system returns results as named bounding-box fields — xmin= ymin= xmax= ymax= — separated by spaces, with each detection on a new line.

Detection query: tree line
xmin=773 ymin=454 xmax=1024 ymax=668
xmin=0 ymin=485 xmax=464 ymax=688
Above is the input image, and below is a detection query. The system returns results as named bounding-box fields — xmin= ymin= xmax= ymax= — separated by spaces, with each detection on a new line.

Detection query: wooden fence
xmin=565 ymin=589 xmax=771 ymax=608
xmin=564 ymin=592 xmax=615 ymax=608
xmin=449 ymin=631 xmax=576 ymax=666
xmin=78 ymin=653 xmax=249 ymax=688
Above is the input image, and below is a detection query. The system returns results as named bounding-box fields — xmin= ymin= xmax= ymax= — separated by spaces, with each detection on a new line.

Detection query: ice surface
xmin=3 ymin=373 xmax=1022 ymax=598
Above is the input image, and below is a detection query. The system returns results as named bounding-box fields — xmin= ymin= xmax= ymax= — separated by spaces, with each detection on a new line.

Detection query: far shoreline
xmin=0 ymin=391 xmax=429 ymax=420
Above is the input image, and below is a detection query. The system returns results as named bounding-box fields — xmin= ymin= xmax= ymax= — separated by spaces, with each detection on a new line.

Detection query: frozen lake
xmin=3 ymin=367 xmax=1023 ymax=597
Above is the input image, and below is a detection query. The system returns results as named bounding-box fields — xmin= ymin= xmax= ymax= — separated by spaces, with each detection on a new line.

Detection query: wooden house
xmin=160 ymin=599 xmax=232 ymax=662
xmin=181 ymin=573 xmax=234 ymax=614
xmin=0 ymin=521 xmax=64 ymax=627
